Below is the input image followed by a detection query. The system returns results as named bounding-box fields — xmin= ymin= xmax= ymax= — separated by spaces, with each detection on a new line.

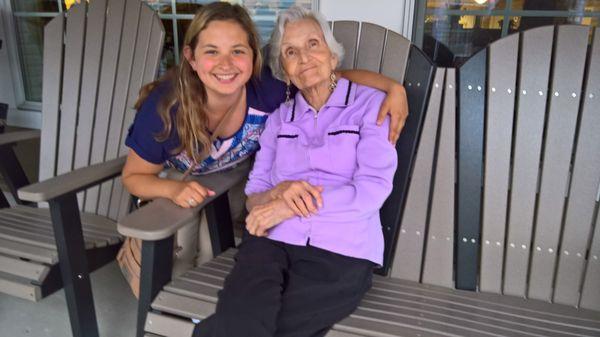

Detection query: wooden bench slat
xmin=145 ymin=311 xmax=195 ymax=337
xmin=57 ymin=2 xmax=87 ymax=177
xmin=480 ymin=33 xmax=519 ymax=295
xmin=457 ymin=48 xmax=486 ymax=291
xmin=112 ymin=4 xmax=157 ymax=221
xmin=355 ymin=23 xmax=386 ymax=72
xmin=554 ymin=26 xmax=600 ymax=307
xmin=529 ymin=25 xmax=590 ymax=302
xmin=0 ymin=253 xmax=50 ymax=283
xmin=74 ymin=0 xmax=108 ymax=206
xmin=101 ymin=0 xmax=143 ymax=220
xmin=84 ymin=0 xmax=127 ymax=214
xmin=372 ymin=276 xmax=600 ymax=324
xmin=0 ymin=238 xmax=57 ymax=264
xmin=0 ymin=219 xmax=95 ymax=250
xmin=380 ymin=30 xmax=410 ymax=83
xmin=39 ymin=14 xmax=64 ymax=181
xmin=422 ymin=69 xmax=455 ymax=288
xmin=14 ymin=205 xmax=119 ymax=233
xmin=0 ymin=210 xmax=119 ymax=244
xmin=332 ymin=21 xmax=359 ymax=70
xmin=360 ymin=293 xmax=590 ymax=337
xmin=503 ymin=25 xmax=554 ymax=298
xmin=390 ymin=68 xmax=445 ymax=281
xmin=152 ymin=291 xmax=217 ymax=320
xmin=0 ymin=271 xmax=41 ymax=302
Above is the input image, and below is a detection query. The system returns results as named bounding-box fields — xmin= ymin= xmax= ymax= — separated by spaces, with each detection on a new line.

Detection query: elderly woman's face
xmin=280 ymin=19 xmax=337 ymax=91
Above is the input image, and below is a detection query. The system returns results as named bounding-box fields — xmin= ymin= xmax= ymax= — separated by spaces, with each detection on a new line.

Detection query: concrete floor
xmin=0 ymin=262 xmax=138 ymax=337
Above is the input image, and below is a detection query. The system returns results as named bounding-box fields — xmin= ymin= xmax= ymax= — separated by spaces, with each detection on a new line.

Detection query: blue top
xmin=125 ymin=65 xmax=287 ymax=175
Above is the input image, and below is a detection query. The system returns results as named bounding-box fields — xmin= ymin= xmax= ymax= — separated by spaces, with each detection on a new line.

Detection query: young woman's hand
xmin=270 ymin=180 xmax=323 ymax=217
xmin=245 ymin=199 xmax=295 ymax=237
xmin=170 ymin=181 xmax=215 ymax=208
xmin=377 ymin=83 xmax=408 ymax=144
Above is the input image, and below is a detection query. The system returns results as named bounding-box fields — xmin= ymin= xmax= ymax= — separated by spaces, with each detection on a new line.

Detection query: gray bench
xmin=119 ymin=23 xmax=600 ymax=336
xmin=0 ymin=1 xmax=164 ymax=337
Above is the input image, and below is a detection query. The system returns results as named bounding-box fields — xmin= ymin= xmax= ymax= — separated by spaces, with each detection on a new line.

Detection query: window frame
xmin=413 ymin=0 xmax=600 ymax=51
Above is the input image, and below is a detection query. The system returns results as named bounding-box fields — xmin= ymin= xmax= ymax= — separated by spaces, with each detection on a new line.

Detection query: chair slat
xmin=145 ymin=311 xmax=196 ymax=337
xmin=56 ymin=3 xmax=86 ymax=176
xmin=422 ymin=68 xmax=455 ymax=288
xmin=355 ymin=23 xmax=386 ymax=72
xmin=0 ymin=212 xmax=116 ymax=245
xmin=529 ymin=25 xmax=590 ymax=302
xmin=0 ymin=253 xmax=49 ymax=283
xmin=113 ymin=6 xmax=160 ymax=221
xmin=503 ymin=26 xmax=554 ymax=298
xmin=142 ymin=16 xmax=165 ymax=88
xmin=39 ymin=15 xmax=64 ymax=181
xmin=457 ymin=49 xmax=486 ymax=290
xmin=0 ymin=237 xmax=57 ymax=264
xmin=390 ymin=69 xmax=444 ymax=281
xmin=554 ymin=27 xmax=600 ymax=307
xmin=380 ymin=30 xmax=411 ymax=83
xmin=332 ymin=21 xmax=359 ymax=70
xmin=580 ymin=212 xmax=600 ymax=311
xmin=74 ymin=0 xmax=108 ymax=208
xmin=0 ymin=271 xmax=41 ymax=301
xmin=480 ymin=33 xmax=519 ymax=294
xmin=379 ymin=45 xmax=435 ymax=275
xmin=98 ymin=0 xmax=142 ymax=219
xmin=85 ymin=0 xmax=127 ymax=214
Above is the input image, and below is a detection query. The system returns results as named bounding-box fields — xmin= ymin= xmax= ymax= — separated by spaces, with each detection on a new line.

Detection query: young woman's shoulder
xmin=125 ymin=80 xmax=178 ymax=164
xmin=246 ymin=61 xmax=287 ymax=113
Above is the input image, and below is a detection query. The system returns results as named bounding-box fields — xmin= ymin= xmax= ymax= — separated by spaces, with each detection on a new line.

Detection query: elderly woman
xmin=193 ymin=6 xmax=397 ymax=337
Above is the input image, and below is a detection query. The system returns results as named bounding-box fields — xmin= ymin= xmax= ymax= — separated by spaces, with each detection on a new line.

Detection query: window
xmin=8 ymin=0 xmax=314 ymax=105
xmin=415 ymin=0 xmax=600 ymax=66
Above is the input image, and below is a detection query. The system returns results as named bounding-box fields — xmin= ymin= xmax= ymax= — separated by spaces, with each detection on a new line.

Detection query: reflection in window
xmin=425 ymin=15 xmax=503 ymax=65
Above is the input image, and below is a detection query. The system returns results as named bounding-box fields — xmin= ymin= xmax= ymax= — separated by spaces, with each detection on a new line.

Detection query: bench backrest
xmin=331 ymin=21 xmax=436 ymax=274
xmin=460 ymin=24 xmax=600 ymax=309
xmin=389 ymin=24 xmax=600 ymax=311
xmin=41 ymin=0 xmax=164 ymax=221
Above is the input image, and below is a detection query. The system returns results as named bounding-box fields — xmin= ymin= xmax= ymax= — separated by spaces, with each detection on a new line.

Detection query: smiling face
xmin=280 ymin=18 xmax=338 ymax=92
xmin=184 ymin=19 xmax=254 ymax=100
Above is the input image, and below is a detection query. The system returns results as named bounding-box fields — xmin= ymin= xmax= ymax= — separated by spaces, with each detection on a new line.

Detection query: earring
xmin=329 ymin=72 xmax=337 ymax=91
xmin=285 ymin=82 xmax=291 ymax=105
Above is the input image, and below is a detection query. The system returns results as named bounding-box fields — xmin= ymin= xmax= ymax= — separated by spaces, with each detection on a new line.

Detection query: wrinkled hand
xmin=377 ymin=83 xmax=408 ymax=144
xmin=270 ymin=180 xmax=323 ymax=217
xmin=246 ymin=199 xmax=295 ymax=237
xmin=171 ymin=181 xmax=215 ymax=208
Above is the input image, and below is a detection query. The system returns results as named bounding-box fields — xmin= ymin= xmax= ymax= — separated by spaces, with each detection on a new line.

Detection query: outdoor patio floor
xmin=0 ymin=261 xmax=138 ymax=337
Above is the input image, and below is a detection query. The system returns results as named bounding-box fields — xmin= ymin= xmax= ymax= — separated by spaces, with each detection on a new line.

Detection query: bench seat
xmin=145 ymin=249 xmax=600 ymax=337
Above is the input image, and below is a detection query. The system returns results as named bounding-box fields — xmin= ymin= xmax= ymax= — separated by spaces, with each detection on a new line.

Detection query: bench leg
xmin=137 ymin=236 xmax=174 ymax=337
xmin=205 ymin=193 xmax=235 ymax=257
xmin=49 ymin=193 xmax=99 ymax=337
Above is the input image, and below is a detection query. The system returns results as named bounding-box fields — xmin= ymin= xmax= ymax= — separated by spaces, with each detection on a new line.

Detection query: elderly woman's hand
xmin=270 ymin=180 xmax=323 ymax=217
xmin=246 ymin=199 xmax=295 ymax=237
xmin=377 ymin=83 xmax=408 ymax=144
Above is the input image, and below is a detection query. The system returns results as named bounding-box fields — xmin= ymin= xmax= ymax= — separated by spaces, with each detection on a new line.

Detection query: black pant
xmin=194 ymin=236 xmax=374 ymax=337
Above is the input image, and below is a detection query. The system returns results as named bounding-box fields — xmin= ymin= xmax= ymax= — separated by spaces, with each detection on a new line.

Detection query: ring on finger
xmin=188 ymin=198 xmax=197 ymax=206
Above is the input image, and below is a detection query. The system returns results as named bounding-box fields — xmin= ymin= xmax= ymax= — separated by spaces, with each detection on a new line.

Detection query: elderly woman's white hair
xmin=268 ymin=6 xmax=345 ymax=82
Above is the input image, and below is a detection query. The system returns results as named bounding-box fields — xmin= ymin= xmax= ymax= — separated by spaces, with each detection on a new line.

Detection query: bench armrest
xmin=18 ymin=156 xmax=126 ymax=202
xmin=118 ymin=159 xmax=252 ymax=241
xmin=0 ymin=130 xmax=41 ymax=147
